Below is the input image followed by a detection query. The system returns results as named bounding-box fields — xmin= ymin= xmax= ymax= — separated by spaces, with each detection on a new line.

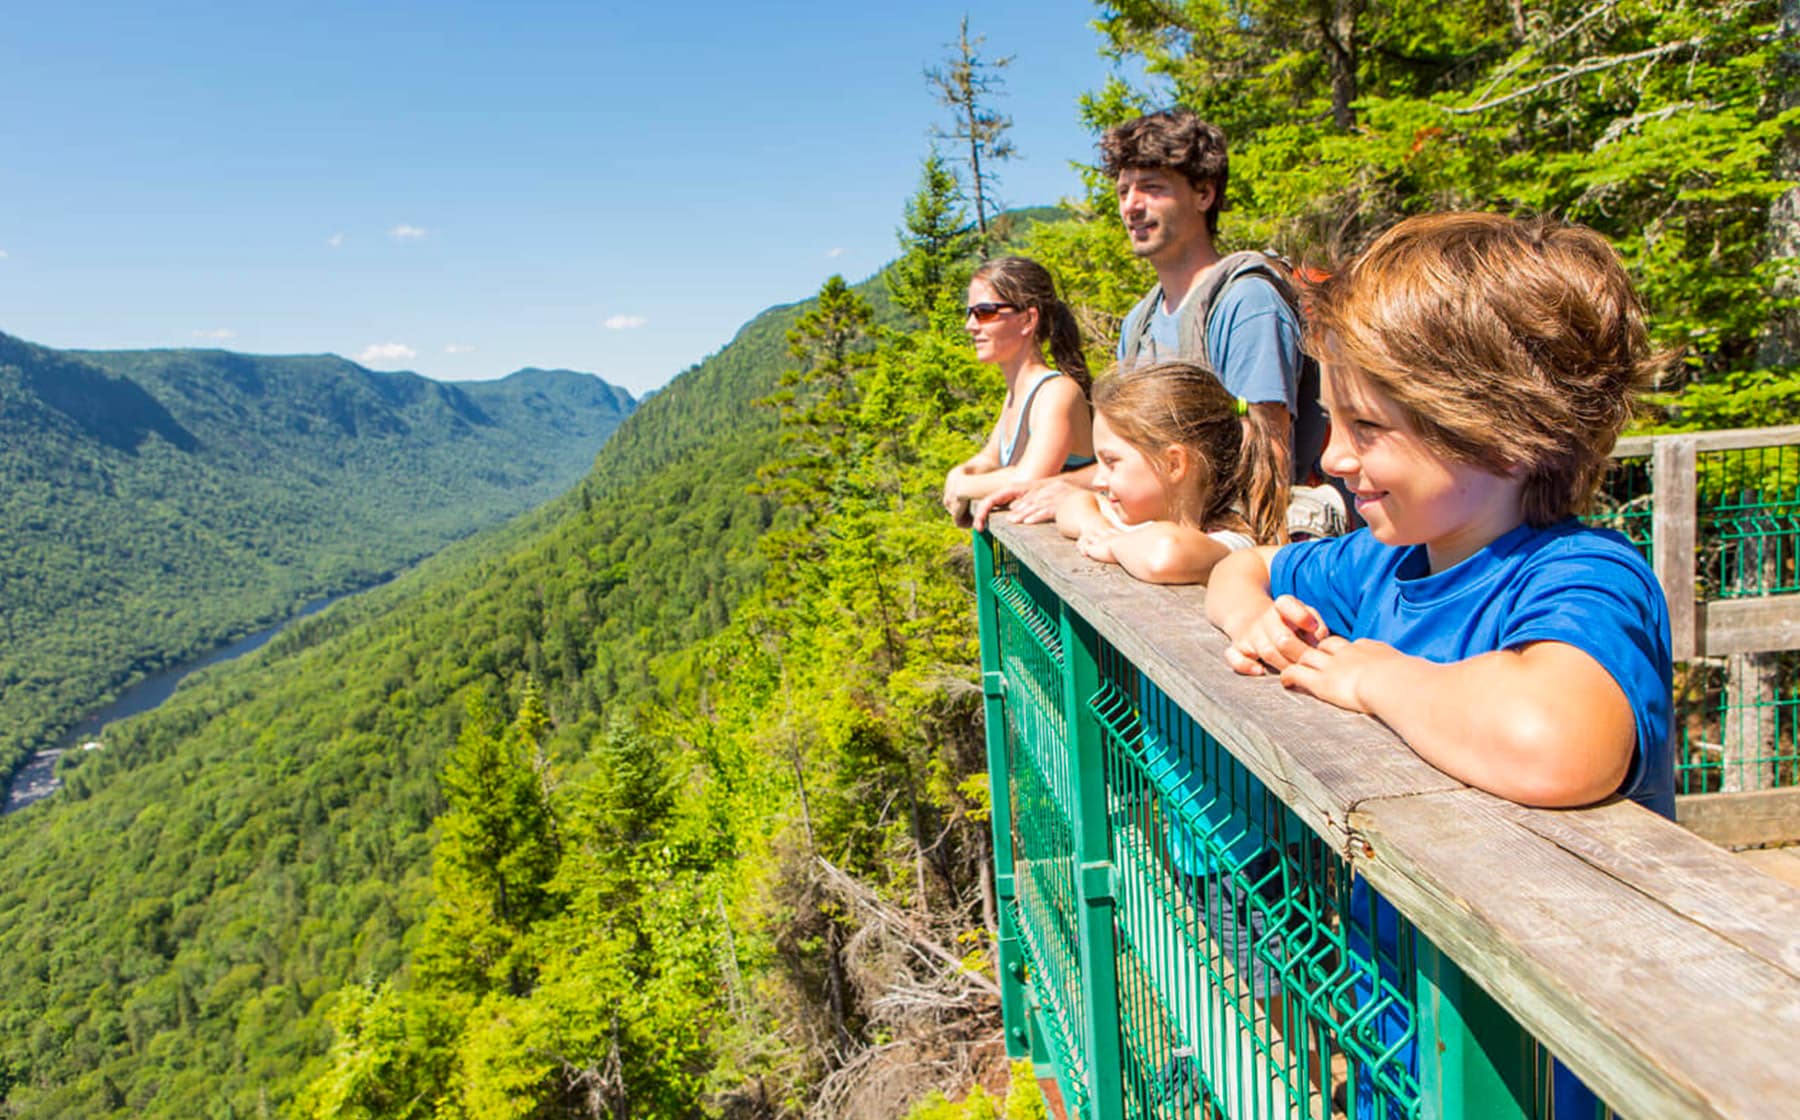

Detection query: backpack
xmin=1117 ymin=249 xmax=1327 ymax=485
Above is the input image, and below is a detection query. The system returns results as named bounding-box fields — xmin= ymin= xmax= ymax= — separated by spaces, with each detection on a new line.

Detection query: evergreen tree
xmin=415 ymin=686 xmax=561 ymax=996
xmin=888 ymin=149 xmax=978 ymax=323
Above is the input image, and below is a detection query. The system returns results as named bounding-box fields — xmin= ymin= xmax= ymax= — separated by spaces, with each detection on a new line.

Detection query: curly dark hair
xmin=1098 ymin=109 xmax=1229 ymax=237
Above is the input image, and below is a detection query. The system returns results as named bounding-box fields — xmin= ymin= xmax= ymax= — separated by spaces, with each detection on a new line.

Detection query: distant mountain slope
xmin=0 ymin=266 xmax=909 ymax=1115
xmin=0 ymin=333 xmax=635 ymax=781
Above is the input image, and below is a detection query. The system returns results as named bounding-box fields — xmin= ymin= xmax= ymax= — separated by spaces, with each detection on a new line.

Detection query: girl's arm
xmin=1279 ymin=638 xmax=1636 ymax=807
xmin=1055 ymin=490 xmax=1109 ymax=539
xmin=1080 ymin=522 xmax=1236 ymax=585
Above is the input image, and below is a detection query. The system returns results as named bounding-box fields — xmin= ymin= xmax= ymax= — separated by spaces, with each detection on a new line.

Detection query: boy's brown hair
xmin=1306 ymin=212 xmax=1666 ymax=526
xmin=1098 ymin=110 xmax=1229 ymax=237
xmin=1091 ymin=360 xmax=1289 ymax=545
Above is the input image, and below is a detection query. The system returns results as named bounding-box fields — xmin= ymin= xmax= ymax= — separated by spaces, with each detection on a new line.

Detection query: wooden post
xmin=1724 ymin=541 xmax=1782 ymax=792
xmin=974 ymin=531 xmax=1031 ymax=1057
xmin=1651 ymin=435 xmax=1699 ymax=660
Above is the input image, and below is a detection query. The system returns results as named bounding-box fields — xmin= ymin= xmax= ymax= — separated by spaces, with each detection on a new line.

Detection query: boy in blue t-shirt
xmin=1204 ymin=212 xmax=1675 ymax=1115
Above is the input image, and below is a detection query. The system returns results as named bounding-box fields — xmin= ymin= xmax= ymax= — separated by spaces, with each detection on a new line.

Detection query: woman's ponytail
xmin=1045 ymin=301 xmax=1091 ymax=396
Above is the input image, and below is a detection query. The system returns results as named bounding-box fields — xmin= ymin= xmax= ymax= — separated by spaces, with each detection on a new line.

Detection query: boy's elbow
xmin=1491 ymin=710 xmax=1633 ymax=808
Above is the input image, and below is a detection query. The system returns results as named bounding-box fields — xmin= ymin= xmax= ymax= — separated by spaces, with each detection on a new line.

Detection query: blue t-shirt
xmin=1273 ymin=519 xmax=1673 ymax=1117
xmin=1269 ymin=518 xmax=1674 ymax=815
xmin=1117 ymin=276 xmax=1301 ymax=415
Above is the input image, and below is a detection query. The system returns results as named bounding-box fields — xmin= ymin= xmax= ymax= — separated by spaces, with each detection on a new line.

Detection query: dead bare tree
xmin=926 ymin=16 xmax=1015 ymax=250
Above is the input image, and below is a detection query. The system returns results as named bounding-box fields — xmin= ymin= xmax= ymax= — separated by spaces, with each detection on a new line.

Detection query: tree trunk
xmin=1317 ymin=0 xmax=1365 ymax=131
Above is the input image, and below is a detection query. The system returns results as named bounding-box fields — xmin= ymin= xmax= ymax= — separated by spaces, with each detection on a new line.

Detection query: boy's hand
xmin=1223 ymin=595 xmax=1331 ymax=675
xmin=1279 ymin=636 xmax=1404 ymax=712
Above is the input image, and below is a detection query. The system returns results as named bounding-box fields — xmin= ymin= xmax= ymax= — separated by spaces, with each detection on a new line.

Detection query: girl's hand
xmin=1223 ymin=595 xmax=1331 ymax=675
xmin=1279 ymin=636 xmax=1402 ymax=712
xmin=1075 ymin=527 xmax=1120 ymax=564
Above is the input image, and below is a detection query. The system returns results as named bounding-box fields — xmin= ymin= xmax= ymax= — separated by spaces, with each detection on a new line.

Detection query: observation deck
xmin=973 ymin=425 xmax=1800 ymax=1119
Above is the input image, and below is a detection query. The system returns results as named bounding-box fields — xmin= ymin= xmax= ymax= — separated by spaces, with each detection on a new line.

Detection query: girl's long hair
xmin=1091 ymin=360 xmax=1288 ymax=544
xmin=972 ymin=256 xmax=1090 ymax=395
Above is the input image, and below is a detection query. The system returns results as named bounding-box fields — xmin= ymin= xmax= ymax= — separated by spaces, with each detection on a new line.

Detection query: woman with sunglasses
xmin=942 ymin=256 xmax=1094 ymax=527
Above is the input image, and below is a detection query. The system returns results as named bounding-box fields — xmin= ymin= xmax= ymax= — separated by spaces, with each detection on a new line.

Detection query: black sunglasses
xmin=964 ymin=301 xmax=1019 ymax=323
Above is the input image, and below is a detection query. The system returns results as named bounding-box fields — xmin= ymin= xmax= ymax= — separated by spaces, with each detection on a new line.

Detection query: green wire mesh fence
xmin=1585 ymin=439 xmax=1800 ymax=793
xmin=980 ymin=536 xmax=1602 ymax=1119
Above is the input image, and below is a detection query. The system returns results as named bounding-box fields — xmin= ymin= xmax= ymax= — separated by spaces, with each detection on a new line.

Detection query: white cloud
xmin=0 ymin=249 xmax=9 ymax=259
xmin=444 ymin=343 xmax=474 ymax=354
xmin=826 ymin=246 xmax=845 ymax=258
xmin=358 ymin=342 xmax=417 ymax=365
xmin=389 ymin=224 xmax=427 ymax=241
xmin=191 ymin=328 xmax=236 ymax=340
xmin=326 ymin=232 xmax=345 ymax=248
xmin=604 ymin=314 xmax=646 ymax=330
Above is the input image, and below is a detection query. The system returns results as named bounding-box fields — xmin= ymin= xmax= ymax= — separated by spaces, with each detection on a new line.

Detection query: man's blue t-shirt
xmin=1269 ymin=518 xmax=1675 ymax=814
xmin=1117 ymin=276 xmax=1301 ymax=415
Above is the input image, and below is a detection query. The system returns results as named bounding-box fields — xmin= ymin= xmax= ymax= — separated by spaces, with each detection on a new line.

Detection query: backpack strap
xmin=1117 ymin=250 xmax=1299 ymax=372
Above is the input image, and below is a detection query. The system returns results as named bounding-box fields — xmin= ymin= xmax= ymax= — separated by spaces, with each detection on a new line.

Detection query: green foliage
xmin=888 ymin=149 xmax=979 ymax=323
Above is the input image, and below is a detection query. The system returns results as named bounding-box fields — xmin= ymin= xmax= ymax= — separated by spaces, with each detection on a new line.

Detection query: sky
xmin=0 ymin=1 xmax=1144 ymax=396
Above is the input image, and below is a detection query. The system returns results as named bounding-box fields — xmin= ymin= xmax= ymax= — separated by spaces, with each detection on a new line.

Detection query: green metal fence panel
xmin=1586 ymin=443 xmax=1800 ymax=793
xmin=975 ymin=531 xmax=1031 ymax=1058
xmin=977 ymin=532 xmax=1604 ymax=1119
xmin=1587 ymin=454 xmax=1654 ymax=564
xmin=1696 ymin=443 xmax=1800 ymax=599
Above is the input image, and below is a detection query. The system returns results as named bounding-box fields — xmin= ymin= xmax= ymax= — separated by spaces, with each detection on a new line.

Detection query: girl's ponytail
xmin=1234 ymin=403 xmax=1291 ymax=546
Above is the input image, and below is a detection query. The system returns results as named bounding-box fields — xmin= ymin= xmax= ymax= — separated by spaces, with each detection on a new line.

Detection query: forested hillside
xmin=0 ymin=0 xmax=1794 ymax=1117
xmin=0 ymin=336 xmax=634 ymax=784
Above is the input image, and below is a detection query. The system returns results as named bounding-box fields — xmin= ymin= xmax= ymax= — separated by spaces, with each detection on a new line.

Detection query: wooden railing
xmin=978 ymin=518 xmax=1800 ymax=1119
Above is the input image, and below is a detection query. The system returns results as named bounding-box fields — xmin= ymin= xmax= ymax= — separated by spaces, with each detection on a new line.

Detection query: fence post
xmin=1058 ymin=606 xmax=1124 ymax=1120
xmin=1415 ymin=942 xmax=1533 ymax=1120
xmin=973 ymin=530 xmax=1030 ymax=1058
xmin=1652 ymin=434 xmax=1699 ymax=660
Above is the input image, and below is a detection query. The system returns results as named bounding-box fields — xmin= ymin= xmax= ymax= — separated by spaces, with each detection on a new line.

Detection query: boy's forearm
xmin=1354 ymin=645 xmax=1636 ymax=807
xmin=1204 ymin=547 xmax=1279 ymax=635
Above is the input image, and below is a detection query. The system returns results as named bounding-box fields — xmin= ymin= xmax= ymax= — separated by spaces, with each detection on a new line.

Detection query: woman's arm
xmin=1279 ymin=638 xmax=1636 ymax=807
xmin=946 ymin=378 xmax=1088 ymax=502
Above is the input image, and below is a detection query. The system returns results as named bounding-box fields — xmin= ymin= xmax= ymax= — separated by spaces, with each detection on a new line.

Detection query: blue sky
xmin=0 ymin=1 xmax=1139 ymax=395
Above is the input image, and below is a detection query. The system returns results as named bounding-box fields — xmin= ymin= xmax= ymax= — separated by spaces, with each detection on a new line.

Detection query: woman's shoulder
xmin=1029 ymin=369 xmax=1087 ymax=407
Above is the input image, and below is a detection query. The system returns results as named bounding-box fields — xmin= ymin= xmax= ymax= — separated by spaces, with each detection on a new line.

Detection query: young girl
xmin=1057 ymin=360 xmax=1289 ymax=584
xmin=941 ymin=257 xmax=1095 ymax=527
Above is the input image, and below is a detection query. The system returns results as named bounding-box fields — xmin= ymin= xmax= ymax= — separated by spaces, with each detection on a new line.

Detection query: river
xmin=1 ymin=587 xmax=367 ymax=816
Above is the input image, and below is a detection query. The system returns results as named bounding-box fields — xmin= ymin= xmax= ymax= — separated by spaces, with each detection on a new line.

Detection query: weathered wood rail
xmin=983 ymin=518 xmax=1800 ymax=1119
